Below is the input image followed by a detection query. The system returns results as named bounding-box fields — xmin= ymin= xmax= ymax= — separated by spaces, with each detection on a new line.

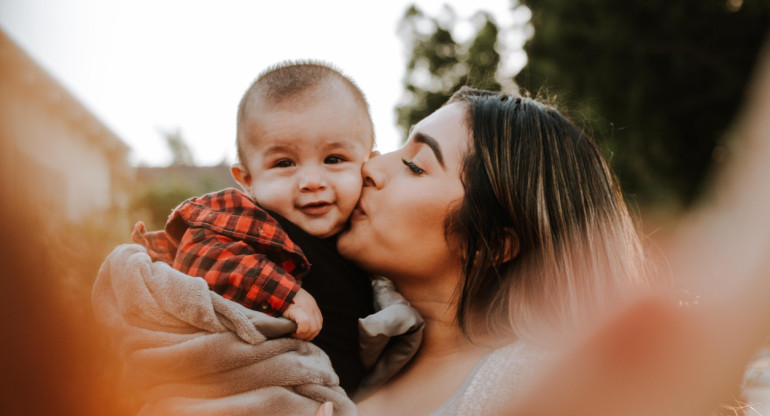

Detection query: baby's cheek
xmin=251 ymin=181 xmax=292 ymax=213
xmin=336 ymin=174 xmax=364 ymax=208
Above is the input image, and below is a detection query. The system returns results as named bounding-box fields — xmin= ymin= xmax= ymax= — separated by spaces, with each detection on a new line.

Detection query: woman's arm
xmin=499 ymin=39 xmax=770 ymax=416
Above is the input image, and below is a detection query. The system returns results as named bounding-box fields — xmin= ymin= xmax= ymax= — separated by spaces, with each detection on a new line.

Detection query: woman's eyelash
xmin=402 ymin=159 xmax=425 ymax=174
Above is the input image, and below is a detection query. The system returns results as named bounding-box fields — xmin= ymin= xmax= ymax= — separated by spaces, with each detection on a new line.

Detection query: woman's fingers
xmin=315 ymin=401 xmax=333 ymax=416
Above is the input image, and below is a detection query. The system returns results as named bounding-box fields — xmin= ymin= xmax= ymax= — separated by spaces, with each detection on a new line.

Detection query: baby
xmin=132 ymin=61 xmax=376 ymax=394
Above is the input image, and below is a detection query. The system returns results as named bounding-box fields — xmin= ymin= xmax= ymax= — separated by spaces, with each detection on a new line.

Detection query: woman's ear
xmin=502 ymin=230 xmax=520 ymax=263
xmin=230 ymin=163 xmax=252 ymax=192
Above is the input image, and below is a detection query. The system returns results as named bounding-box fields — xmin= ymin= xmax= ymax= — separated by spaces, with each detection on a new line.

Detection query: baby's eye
xmin=274 ymin=159 xmax=295 ymax=168
xmin=325 ymin=155 xmax=346 ymax=164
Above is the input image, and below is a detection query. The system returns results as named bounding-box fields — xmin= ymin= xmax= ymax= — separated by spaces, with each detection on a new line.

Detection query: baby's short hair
xmin=236 ymin=60 xmax=373 ymax=165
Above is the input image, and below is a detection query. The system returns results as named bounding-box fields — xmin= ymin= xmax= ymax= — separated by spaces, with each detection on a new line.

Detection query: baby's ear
xmin=230 ymin=163 xmax=252 ymax=191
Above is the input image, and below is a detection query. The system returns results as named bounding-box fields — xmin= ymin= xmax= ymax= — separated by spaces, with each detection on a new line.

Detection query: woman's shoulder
xmin=453 ymin=340 xmax=553 ymax=415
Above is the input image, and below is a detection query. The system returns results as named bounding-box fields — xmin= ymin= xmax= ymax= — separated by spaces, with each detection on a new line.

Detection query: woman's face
xmin=337 ymin=102 xmax=470 ymax=281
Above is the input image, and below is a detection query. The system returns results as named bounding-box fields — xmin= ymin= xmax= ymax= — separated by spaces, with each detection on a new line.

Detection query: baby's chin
xmin=299 ymin=221 xmax=346 ymax=240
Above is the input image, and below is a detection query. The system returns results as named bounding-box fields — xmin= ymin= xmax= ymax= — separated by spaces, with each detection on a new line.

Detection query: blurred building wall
xmin=0 ymin=29 xmax=132 ymax=223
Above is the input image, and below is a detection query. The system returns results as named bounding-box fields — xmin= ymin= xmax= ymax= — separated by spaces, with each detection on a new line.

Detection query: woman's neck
xmin=398 ymin=280 xmax=484 ymax=359
xmin=355 ymin=275 xmax=497 ymax=416
xmin=417 ymin=302 xmax=469 ymax=353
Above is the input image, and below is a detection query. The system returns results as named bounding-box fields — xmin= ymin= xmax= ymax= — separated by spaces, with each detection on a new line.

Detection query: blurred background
xmin=1 ymin=1 xmax=769 ymax=414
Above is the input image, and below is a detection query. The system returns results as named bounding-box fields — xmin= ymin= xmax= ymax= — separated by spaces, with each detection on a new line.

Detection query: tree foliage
xmin=396 ymin=5 xmax=504 ymax=140
xmin=160 ymin=127 xmax=195 ymax=166
xmin=130 ymin=130 xmax=234 ymax=229
xmin=129 ymin=165 xmax=234 ymax=230
xmin=129 ymin=175 xmax=199 ymax=229
xmin=516 ymin=0 xmax=770 ymax=207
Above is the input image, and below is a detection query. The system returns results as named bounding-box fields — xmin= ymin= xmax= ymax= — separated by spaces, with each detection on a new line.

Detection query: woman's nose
xmin=361 ymin=153 xmax=386 ymax=189
xmin=299 ymin=167 xmax=327 ymax=192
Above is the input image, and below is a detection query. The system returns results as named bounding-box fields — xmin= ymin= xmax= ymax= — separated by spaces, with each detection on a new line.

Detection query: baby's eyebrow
xmin=414 ymin=132 xmax=445 ymax=168
xmin=324 ymin=141 xmax=358 ymax=151
xmin=261 ymin=144 xmax=294 ymax=156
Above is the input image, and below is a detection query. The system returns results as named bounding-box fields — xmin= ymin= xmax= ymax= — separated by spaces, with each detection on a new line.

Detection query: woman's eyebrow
xmin=414 ymin=132 xmax=445 ymax=168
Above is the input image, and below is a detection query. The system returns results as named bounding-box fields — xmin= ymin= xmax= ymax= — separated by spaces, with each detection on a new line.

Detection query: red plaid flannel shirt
xmin=132 ymin=188 xmax=310 ymax=315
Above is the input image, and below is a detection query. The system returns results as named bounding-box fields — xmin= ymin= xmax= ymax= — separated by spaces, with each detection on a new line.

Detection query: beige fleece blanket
xmin=92 ymin=244 xmax=358 ymax=416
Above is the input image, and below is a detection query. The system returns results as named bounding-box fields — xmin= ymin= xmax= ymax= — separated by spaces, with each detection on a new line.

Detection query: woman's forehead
xmin=408 ymin=102 xmax=470 ymax=166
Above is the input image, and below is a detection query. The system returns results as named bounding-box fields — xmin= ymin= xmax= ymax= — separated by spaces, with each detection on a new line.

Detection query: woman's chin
xmin=336 ymin=225 xmax=360 ymax=259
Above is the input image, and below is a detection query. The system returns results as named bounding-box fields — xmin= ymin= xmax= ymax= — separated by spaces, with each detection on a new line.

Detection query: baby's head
xmin=231 ymin=61 xmax=375 ymax=239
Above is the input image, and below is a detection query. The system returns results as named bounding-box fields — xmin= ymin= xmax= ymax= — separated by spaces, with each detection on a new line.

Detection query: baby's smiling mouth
xmin=299 ymin=201 xmax=333 ymax=216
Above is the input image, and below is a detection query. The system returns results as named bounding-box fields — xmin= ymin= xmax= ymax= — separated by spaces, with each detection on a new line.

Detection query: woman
xmin=93 ymin=84 xmax=655 ymax=416
xmin=332 ymin=86 xmax=653 ymax=415
xmin=93 ymin=84 xmax=652 ymax=415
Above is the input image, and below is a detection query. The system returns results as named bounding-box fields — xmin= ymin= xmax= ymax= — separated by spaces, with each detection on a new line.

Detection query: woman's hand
xmin=315 ymin=401 xmax=333 ymax=416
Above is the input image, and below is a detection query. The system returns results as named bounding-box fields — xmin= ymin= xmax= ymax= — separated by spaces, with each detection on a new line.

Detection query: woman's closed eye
xmin=402 ymin=159 xmax=425 ymax=175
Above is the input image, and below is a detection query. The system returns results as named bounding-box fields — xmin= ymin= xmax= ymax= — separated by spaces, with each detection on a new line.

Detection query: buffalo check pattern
xmin=132 ymin=188 xmax=310 ymax=315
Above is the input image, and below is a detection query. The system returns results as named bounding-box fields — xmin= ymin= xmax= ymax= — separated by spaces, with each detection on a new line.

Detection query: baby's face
xmin=236 ymin=89 xmax=373 ymax=239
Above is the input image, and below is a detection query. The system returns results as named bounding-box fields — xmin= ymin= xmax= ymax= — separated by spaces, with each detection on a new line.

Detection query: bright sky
xmin=0 ymin=0 xmax=530 ymax=166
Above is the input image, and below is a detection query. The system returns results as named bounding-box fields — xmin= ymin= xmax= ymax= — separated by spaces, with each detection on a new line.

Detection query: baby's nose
xmin=299 ymin=168 xmax=327 ymax=191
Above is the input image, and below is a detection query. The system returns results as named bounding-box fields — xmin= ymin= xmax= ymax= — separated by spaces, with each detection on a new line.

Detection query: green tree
xmin=129 ymin=164 xmax=234 ymax=230
xmin=516 ymin=0 xmax=770 ymax=207
xmin=160 ymin=127 xmax=195 ymax=166
xmin=130 ymin=128 xmax=233 ymax=229
xmin=396 ymin=5 xmax=505 ymax=140
xmin=129 ymin=175 xmax=198 ymax=229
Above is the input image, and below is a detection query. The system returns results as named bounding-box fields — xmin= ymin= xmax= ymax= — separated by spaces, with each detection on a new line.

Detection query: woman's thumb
xmin=320 ymin=401 xmax=333 ymax=416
